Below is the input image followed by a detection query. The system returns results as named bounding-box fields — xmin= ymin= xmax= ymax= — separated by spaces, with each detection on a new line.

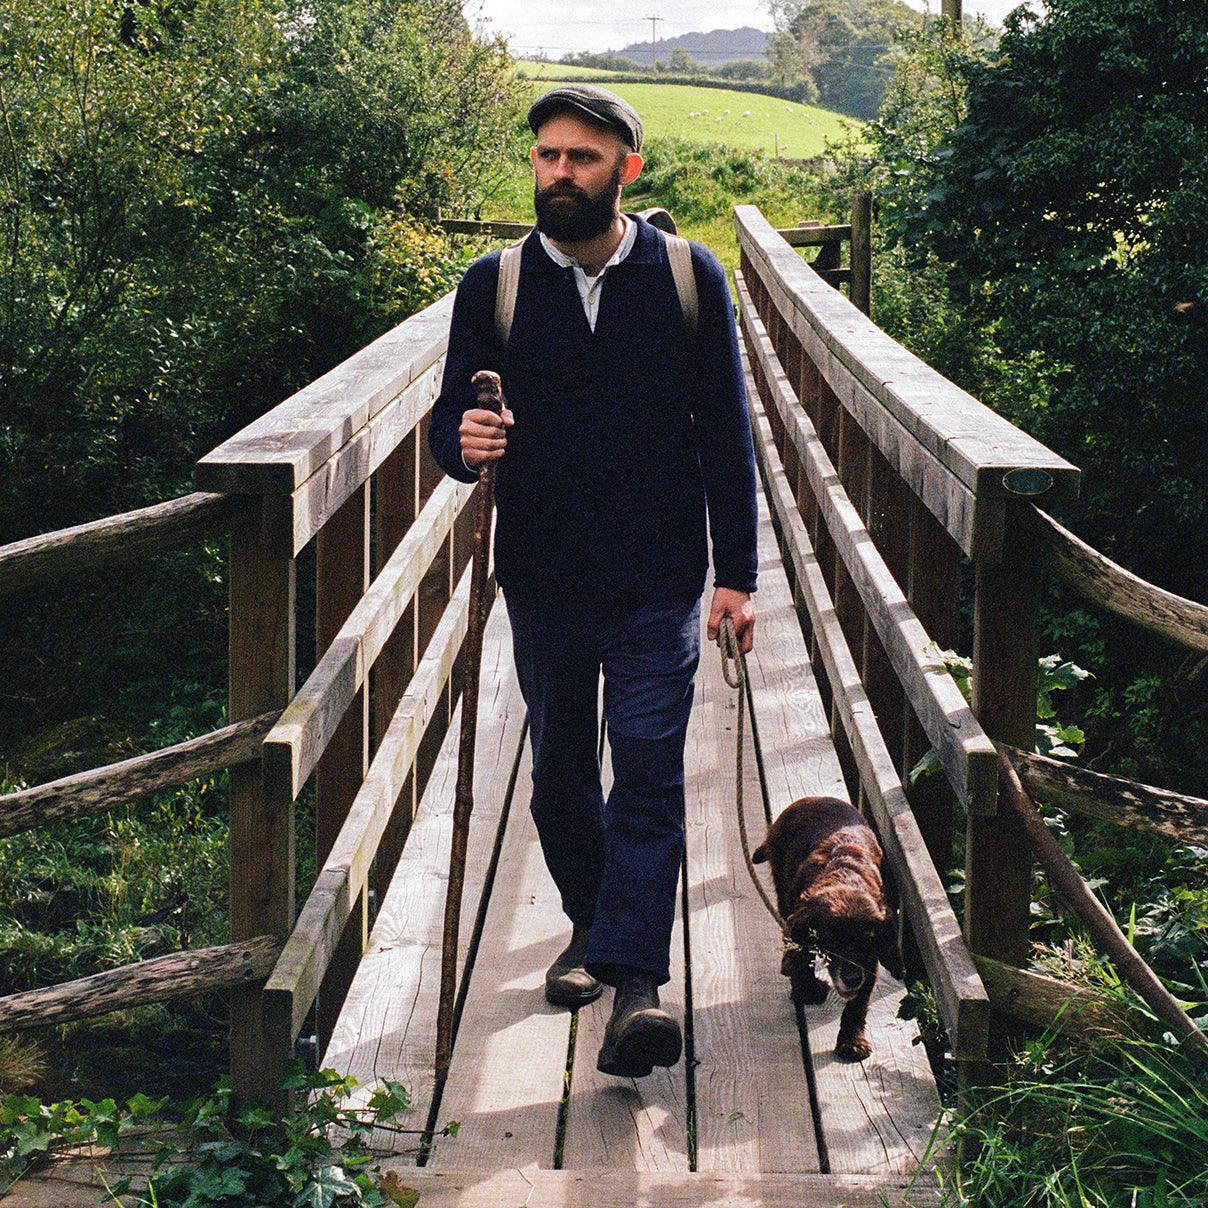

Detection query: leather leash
xmin=717 ymin=616 xmax=785 ymax=931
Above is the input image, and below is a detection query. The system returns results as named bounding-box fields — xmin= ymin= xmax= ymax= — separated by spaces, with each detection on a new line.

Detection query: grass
xmin=514 ymin=59 xmax=621 ymax=80
xmin=515 ymin=78 xmax=857 ymax=160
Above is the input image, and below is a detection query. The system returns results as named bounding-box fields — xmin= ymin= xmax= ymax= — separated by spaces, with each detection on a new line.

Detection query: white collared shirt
xmin=539 ymin=215 xmax=637 ymax=331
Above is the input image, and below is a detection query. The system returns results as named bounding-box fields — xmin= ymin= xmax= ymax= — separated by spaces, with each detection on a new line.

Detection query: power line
xmin=644 ymin=15 xmax=662 ymax=66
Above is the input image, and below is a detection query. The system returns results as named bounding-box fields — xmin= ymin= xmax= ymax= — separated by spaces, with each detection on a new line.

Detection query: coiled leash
xmin=717 ymin=616 xmax=784 ymax=931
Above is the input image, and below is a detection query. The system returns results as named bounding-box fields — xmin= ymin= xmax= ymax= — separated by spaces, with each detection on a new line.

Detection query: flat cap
xmin=528 ymin=85 xmax=644 ymax=152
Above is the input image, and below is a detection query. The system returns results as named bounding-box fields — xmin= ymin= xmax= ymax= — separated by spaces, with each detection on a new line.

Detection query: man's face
xmin=530 ymin=112 xmax=642 ymax=243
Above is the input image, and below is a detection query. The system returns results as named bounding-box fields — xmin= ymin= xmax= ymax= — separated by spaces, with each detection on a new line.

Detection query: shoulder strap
xmin=494 ymin=238 xmax=525 ymax=348
xmin=663 ymin=233 xmax=699 ymax=337
xmin=493 ymin=228 xmax=699 ymax=344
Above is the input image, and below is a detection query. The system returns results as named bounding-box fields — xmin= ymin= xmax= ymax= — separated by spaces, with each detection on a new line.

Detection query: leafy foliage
xmin=0 ymin=1066 xmax=436 ymax=1206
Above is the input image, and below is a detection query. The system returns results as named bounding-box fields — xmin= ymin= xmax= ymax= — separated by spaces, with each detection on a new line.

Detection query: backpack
xmin=493 ymin=227 xmax=699 ymax=348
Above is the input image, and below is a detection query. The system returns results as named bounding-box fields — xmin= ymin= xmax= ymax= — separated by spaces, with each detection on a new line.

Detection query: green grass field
xmin=514 ymin=73 xmax=857 ymax=160
xmin=514 ymin=59 xmax=621 ymax=80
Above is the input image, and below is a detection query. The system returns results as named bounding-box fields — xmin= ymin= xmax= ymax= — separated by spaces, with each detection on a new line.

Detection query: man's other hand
xmin=707 ymin=588 xmax=755 ymax=654
xmin=460 ymin=406 xmax=515 ymax=467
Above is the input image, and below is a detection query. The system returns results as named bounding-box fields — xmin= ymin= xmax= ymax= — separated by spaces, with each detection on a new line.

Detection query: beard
xmin=534 ymin=165 xmax=622 ymax=243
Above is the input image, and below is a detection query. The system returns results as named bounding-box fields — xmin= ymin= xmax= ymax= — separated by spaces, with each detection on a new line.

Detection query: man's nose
xmin=549 ymin=153 xmax=575 ymax=180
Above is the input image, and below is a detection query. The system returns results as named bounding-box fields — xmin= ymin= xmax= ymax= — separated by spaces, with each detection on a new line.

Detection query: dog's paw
xmin=834 ymin=1033 xmax=872 ymax=1062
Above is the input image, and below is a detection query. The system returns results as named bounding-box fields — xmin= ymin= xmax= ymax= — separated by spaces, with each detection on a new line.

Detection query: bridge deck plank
xmin=323 ymin=595 xmax=526 ymax=1153
xmin=325 ymin=475 xmax=941 ymax=1194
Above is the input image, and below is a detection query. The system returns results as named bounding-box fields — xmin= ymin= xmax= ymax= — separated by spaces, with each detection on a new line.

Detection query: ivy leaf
xmin=294 ymin=1163 xmax=361 ymax=1208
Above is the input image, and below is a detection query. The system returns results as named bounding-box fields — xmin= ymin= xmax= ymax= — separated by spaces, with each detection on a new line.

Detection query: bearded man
xmin=428 ymin=86 xmax=757 ymax=1078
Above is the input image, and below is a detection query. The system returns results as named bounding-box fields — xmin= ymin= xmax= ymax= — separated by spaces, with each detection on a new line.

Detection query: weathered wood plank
xmin=563 ymin=739 xmax=690 ymax=1173
xmin=974 ymin=956 xmax=1153 ymax=1042
xmin=196 ymin=293 xmax=454 ymax=495
xmin=0 ymin=492 xmax=233 ymax=597
xmin=227 ymin=498 xmax=296 ymax=1107
xmin=747 ymin=368 xmax=988 ymax=1063
xmin=375 ymin=1166 xmax=941 ymax=1207
xmin=425 ymin=765 xmax=571 ymax=1170
xmin=0 ymin=937 xmax=280 ymax=1032
xmin=1035 ymin=508 xmax=1208 ymax=653
xmin=801 ymin=976 xmax=939 ymax=1177
xmin=737 ymin=273 xmax=997 ymax=818
xmin=323 ymin=596 xmax=526 ymax=1150
xmin=264 ymin=477 xmax=474 ymax=802
xmin=689 ymin=503 xmax=830 ymax=1175
xmin=775 ymin=223 xmax=852 ymax=247
xmin=440 ymin=218 xmax=533 ymax=238
xmin=966 ymin=500 xmax=1039 ymax=976
xmin=279 ymin=359 xmax=445 ymax=556
xmin=0 ymin=713 xmax=276 ymax=838
xmin=263 ymin=564 xmax=474 ymax=1042
xmin=734 ymin=206 xmax=1078 ymax=519
xmin=1003 ymin=745 xmax=1208 ymax=845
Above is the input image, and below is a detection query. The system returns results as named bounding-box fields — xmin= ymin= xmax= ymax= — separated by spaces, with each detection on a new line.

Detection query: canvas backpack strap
xmin=493 ymin=238 xmax=525 ymax=348
xmin=663 ymin=232 xmax=699 ymax=337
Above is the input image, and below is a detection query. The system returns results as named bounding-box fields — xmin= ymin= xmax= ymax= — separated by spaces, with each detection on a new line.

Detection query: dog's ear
xmin=878 ymin=911 xmax=904 ymax=980
xmin=752 ymin=839 xmax=769 ymax=864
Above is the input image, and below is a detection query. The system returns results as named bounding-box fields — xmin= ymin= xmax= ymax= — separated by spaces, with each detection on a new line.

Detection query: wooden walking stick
xmin=435 ymin=369 xmax=504 ymax=1083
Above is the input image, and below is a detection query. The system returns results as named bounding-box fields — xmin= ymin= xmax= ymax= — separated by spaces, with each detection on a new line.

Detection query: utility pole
xmin=645 ymin=15 xmax=662 ymax=67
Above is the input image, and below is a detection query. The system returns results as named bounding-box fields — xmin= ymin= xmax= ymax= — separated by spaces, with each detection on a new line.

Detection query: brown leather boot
xmin=596 ymin=971 xmax=682 ymax=1077
xmin=544 ymin=925 xmax=603 ymax=1008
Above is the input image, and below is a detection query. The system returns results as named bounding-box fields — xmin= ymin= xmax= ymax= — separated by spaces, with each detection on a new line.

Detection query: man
xmin=428 ymin=86 xmax=758 ymax=1078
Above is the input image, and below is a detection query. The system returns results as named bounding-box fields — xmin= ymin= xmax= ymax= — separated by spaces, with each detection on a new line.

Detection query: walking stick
xmin=435 ymin=369 xmax=504 ymax=1084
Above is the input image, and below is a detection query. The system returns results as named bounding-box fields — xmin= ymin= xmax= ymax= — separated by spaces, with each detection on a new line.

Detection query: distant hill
xmin=613 ymin=26 xmax=772 ymax=67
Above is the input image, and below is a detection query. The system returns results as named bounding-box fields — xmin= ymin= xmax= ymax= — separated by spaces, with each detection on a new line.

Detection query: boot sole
xmin=597 ymin=1011 xmax=682 ymax=1077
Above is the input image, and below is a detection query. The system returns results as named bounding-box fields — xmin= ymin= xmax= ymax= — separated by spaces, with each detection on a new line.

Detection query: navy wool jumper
xmin=427 ymin=214 xmax=758 ymax=603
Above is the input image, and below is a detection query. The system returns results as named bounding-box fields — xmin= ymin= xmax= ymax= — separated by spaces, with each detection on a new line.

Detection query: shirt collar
xmin=539 ymin=214 xmax=636 ymax=276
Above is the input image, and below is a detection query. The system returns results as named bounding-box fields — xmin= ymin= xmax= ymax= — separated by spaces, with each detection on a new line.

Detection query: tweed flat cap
xmin=527 ymin=85 xmax=644 ymax=152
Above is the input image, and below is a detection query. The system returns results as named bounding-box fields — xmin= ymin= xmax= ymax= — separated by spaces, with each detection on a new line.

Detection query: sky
xmin=464 ymin=0 xmax=1039 ymax=58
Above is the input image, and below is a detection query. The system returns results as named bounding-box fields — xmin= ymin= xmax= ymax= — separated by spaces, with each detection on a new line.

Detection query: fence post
xmin=850 ymin=191 xmax=872 ymax=317
xmin=315 ymin=484 xmax=371 ymax=1054
xmin=228 ymin=498 xmax=296 ymax=1106
xmin=966 ymin=500 xmax=1040 ymax=1047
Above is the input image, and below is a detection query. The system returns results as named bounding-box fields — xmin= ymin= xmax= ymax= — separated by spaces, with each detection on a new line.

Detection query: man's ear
xmin=529 ymin=146 xmax=539 ymax=171
xmin=620 ymin=150 xmax=644 ymax=187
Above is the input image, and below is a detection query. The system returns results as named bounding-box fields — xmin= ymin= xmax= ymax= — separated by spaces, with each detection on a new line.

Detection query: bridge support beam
xmin=228 ymin=498 xmax=296 ymax=1108
xmin=966 ymin=499 xmax=1040 ymax=1056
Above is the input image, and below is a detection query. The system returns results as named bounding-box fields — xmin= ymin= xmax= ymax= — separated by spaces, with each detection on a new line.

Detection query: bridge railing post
xmin=966 ymin=500 xmax=1042 ymax=1028
xmin=228 ymin=496 xmax=296 ymax=1107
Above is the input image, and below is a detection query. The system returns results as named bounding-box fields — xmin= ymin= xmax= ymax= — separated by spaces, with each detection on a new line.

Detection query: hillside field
xmin=515 ymin=59 xmax=619 ymax=79
xmin=515 ymin=70 xmax=857 ymax=160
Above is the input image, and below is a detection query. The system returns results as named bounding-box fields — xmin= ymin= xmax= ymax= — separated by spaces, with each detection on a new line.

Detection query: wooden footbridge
xmin=4 ymin=204 xmax=1207 ymax=1207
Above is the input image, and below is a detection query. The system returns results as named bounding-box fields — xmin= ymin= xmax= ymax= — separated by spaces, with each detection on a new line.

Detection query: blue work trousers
xmin=504 ymin=590 xmax=701 ymax=987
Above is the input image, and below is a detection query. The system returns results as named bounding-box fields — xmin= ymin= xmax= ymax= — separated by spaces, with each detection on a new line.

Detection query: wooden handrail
xmin=734 ymin=204 xmax=1079 ymax=561
xmin=1034 ymin=509 xmax=1208 ymax=653
xmin=0 ymin=712 xmax=279 ymax=838
xmin=197 ymin=292 xmax=455 ymax=497
xmin=0 ymin=937 xmax=281 ymax=1032
xmin=0 ymin=491 xmax=234 ymax=597
xmin=737 ymin=270 xmax=998 ymax=816
xmin=1002 ymin=745 xmax=1208 ymax=846
xmin=747 ymin=344 xmax=989 ymax=1062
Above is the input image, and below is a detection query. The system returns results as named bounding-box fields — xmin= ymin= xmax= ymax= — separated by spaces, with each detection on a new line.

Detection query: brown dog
xmin=753 ymin=796 xmax=896 ymax=1061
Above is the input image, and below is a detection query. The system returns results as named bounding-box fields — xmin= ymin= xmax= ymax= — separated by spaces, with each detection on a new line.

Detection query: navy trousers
xmin=504 ymin=590 xmax=701 ymax=986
